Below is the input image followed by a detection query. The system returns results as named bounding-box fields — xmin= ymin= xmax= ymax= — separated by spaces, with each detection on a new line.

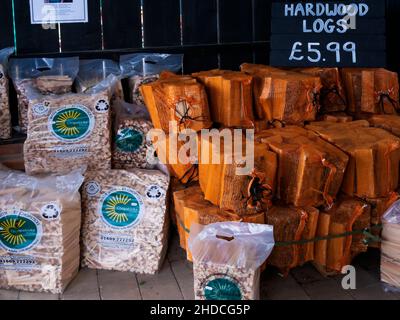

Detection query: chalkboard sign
xmin=270 ymin=1 xmax=386 ymax=67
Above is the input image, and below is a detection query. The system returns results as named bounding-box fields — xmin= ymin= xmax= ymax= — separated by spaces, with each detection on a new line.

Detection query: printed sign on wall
xmin=30 ymin=0 xmax=88 ymax=24
xmin=270 ymin=1 xmax=386 ymax=67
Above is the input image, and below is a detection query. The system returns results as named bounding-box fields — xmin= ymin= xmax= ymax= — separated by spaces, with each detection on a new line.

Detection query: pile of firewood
xmin=147 ymin=63 xmax=400 ymax=277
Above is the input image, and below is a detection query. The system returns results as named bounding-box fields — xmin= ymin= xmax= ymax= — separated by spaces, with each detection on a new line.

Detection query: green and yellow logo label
xmin=203 ymin=276 xmax=243 ymax=300
xmin=0 ymin=212 xmax=42 ymax=253
xmin=99 ymin=188 xmax=144 ymax=229
xmin=49 ymin=105 xmax=94 ymax=142
xmin=116 ymin=128 xmax=144 ymax=153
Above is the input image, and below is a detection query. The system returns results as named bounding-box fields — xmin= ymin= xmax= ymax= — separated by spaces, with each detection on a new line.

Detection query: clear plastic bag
xmin=120 ymin=53 xmax=183 ymax=105
xmin=9 ymin=57 xmax=79 ymax=133
xmin=189 ymin=222 xmax=274 ymax=300
xmin=75 ymin=59 xmax=124 ymax=100
xmin=0 ymin=165 xmax=85 ymax=294
xmin=381 ymin=200 xmax=400 ymax=291
xmin=0 ymin=47 xmax=14 ymax=139
xmin=23 ymin=85 xmax=112 ymax=175
xmin=112 ymin=98 xmax=156 ymax=169
xmin=81 ymin=168 xmax=170 ymax=274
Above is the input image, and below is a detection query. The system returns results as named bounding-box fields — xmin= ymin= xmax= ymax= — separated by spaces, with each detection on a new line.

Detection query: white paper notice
xmin=30 ymin=0 xmax=88 ymax=24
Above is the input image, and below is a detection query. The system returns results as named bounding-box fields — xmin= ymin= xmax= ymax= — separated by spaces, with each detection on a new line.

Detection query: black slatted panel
xmin=183 ymin=49 xmax=219 ymax=74
xmin=219 ymin=0 xmax=252 ymax=43
xmin=60 ymin=0 xmax=102 ymax=52
xmin=102 ymin=0 xmax=142 ymax=50
xmin=253 ymin=0 xmax=271 ymax=42
xmin=143 ymin=0 xmax=181 ymax=47
xmin=386 ymin=0 xmax=400 ymax=74
xmin=254 ymin=44 xmax=270 ymax=65
xmin=0 ymin=0 xmax=14 ymax=49
xmin=14 ymin=0 xmax=59 ymax=54
xmin=182 ymin=0 xmax=218 ymax=74
xmin=220 ymin=47 xmax=253 ymax=70
xmin=182 ymin=0 xmax=218 ymax=45
xmin=219 ymin=0 xmax=253 ymax=70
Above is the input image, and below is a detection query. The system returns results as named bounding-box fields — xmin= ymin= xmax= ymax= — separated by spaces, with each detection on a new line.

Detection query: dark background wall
xmin=0 ymin=0 xmax=399 ymax=73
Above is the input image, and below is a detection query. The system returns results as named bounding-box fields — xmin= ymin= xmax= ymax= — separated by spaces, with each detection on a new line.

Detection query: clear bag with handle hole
xmin=75 ymin=59 xmax=124 ymax=101
xmin=188 ymin=222 xmax=275 ymax=300
xmin=120 ymin=53 xmax=183 ymax=105
xmin=381 ymin=200 xmax=400 ymax=292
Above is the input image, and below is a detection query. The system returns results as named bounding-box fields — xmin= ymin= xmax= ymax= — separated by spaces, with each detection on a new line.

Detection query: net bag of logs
xmin=381 ymin=201 xmax=400 ymax=290
xmin=0 ymin=165 xmax=84 ymax=294
xmin=240 ymin=63 xmax=322 ymax=125
xmin=318 ymin=112 xmax=353 ymax=123
xmin=368 ymin=114 xmax=400 ymax=137
xmin=293 ymin=67 xmax=347 ymax=113
xmin=140 ymin=73 xmax=212 ymax=133
xmin=256 ymin=126 xmax=349 ymax=208
xmin=23 ymin=88 xmax=113 ymax=175
xmin=306 ymin=121 xmax=400 ymax=198
xmin=313 ymin=197 xmax=371 ymax=275
xmin=265 ymin=206 xmax=319 ymax=275
xmin=81 ymin=169 xmax=169 ymax=275
xmin=189 ymin=222 xmax=274 ymax=300
xmin=341 ymin=68 xmax=399 ymax=117
xmin=0 ymin=47 xmax=14 ymax=139
xmin=152 ymin=132 xmax=199 ymax=184
xmin=192 ymin=70 xmax=254 ymax=128
xmin=362 ymin=193 xmax=400 ymax=249
xmin=199 ymin=129 xmax=277 ymax=215
xmin=173 ymin=185 xmax=265 ymax=261
xmin=9 ymin=57 xmax=79 ymax=134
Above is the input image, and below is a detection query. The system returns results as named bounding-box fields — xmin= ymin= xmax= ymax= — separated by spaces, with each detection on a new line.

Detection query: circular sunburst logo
xmin=0 ymin=212 xmax=42 ymax=253
xmin=116 ymin=128 xmax=144 ymax=153
xmin=202 ymin=275 xmax=243 ymax=300
xmin=99 ymin=188 xmax=144 ymax=229
xmin=49 ymin=105 xmax=94 ymax=142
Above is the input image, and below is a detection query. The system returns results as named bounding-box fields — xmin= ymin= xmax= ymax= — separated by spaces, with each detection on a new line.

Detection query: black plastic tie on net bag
xmin=320 ymin=86 xmax=347 ymax=111
xmin=377 ymin=91 xmax=400 ymax=114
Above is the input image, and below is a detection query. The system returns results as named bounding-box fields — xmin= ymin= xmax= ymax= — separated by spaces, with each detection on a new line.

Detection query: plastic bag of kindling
xmin=9 ymin=57 xmax=79 ymax=133
xmin=120 ymin=53 xmax=183 ymax=105
xmin=0 ymin=47 xmax=14 ymax=139
xmin=23 ymin=84 xmax=112 ymax=175
xmin=188 ymin=222 xmax=275 ymax=300
xmin=81 ymin=168 xmax=170 ymax=275
xmin=381 ymin=201 xmax=400 ymax=291
xmin=112 ymin=98 xmax=156 ymax=169
xmin=0 ymin=165 xmax=85 ymax=294
xmin=75 ymin=59 xmax=124 ymax=101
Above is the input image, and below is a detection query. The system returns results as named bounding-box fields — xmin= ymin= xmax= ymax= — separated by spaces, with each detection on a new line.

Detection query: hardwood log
xmin=199 ymin=130 xmax=277 ymax=215
xmin=341 ymin=68 xmax=399 ymax=117
xmin=306 ymin=121 xmax=400 ymax=198
xmin=192 ymin=70 xmax=254 ymax=128
xmin=140 ymin=74 xmax=212 ymax=133
xmin=256 ymin=126 xmax=349 ymax=207
xmin=241 ymin=63 xmax=322 ymax=125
